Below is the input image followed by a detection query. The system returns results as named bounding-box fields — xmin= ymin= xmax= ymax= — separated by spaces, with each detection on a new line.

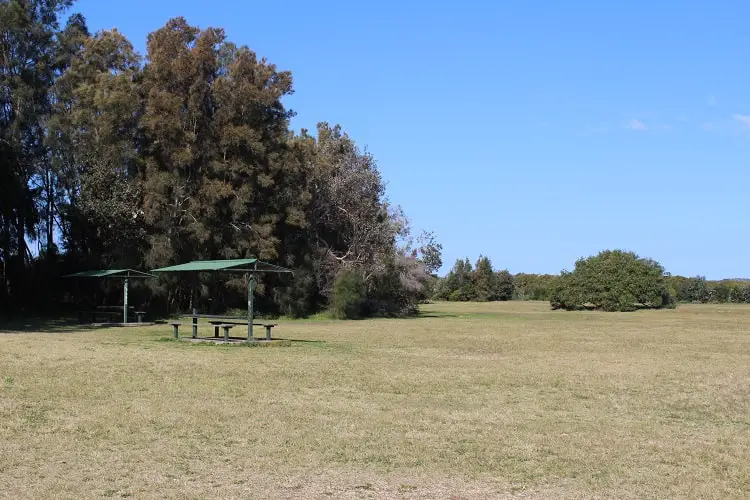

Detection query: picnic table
xmin=173 ymin=314 xmax=278 ymax=341
xmin=77 ymin=306 xmax=147 ymax=324
xmin=65 ymin=269 xmax=155 ymax=323
xmin=77 ymin=307 xmax=125 ymax=323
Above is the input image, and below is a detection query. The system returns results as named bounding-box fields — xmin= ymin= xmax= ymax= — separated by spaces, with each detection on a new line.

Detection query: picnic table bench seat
xmin=170 ymin=321 xmax=236 ymax=340
xmin=169 ymin=322 xmax=183 ymax=338
xmin=207 ymin=320 xmax=278 ymax=340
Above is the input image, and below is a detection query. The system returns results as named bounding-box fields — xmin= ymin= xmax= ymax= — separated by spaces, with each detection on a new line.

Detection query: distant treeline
xmin=667 ymin=276 xmax=750 ymax=304
xmin=432 ymin=256 xmax=554 ymax=302
xmin=435 ymin=257 xmax=750 ymax=305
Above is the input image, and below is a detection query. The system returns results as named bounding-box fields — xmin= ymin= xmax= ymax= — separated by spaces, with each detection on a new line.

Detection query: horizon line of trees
xmin=0 ymin=1 xmax=442 ymax=319
xmin=434 ymin=253 xmax=750 ymax=307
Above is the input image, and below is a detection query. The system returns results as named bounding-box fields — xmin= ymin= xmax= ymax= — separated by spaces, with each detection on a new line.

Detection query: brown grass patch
xmin=1 ymin=302 xmax=749 ymax=498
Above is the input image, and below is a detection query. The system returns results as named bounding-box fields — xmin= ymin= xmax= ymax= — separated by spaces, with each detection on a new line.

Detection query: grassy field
xmin=1 ymin=301 xmax=749 ymax=499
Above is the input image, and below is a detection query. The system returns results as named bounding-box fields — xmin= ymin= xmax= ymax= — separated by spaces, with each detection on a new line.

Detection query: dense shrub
xmin=676 ymin=276 xmax=711 ymax=303
xmin=329 ymin=269 xmax=366 ymax=319
xmin=712 ymin=282 xmax=731 ymax=303
xmin=549 ymin=250 xmax=675 ymax=312
xmin=513 ymin=273 xmax=556 ymax=300
xmin=448 ymin=288 xmax=471 ymax=302
xmin=728 ymin=284 xmax=747 ymax=303
xmin=365 ymin=253 xmax=431 ymax=316
xmin=434 ymin=257 xmax=515 ymax=302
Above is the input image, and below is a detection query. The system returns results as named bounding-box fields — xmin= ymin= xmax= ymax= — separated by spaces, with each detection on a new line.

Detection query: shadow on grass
xmin=415 ymin=311 xmax=543 ymax=321
xmin=415 ymin=313 xmax=460 ymax=319
xmin=0 ymin=317 xmax=96 ymax=334
xmin=154 ymin=337 xmax=326 ymax=348
xmin=0 ymin=317 xmax=168 ymax=334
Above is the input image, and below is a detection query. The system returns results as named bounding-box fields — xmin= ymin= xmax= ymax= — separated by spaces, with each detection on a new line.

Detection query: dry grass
xmin=1 ymin=301 xmax=749 ymax=499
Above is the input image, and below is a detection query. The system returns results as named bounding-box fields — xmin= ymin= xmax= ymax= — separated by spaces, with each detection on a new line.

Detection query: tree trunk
xmin=46 ymin=168 xmax=54 ymax=257
xmin=15 ymin=213 xmax=24 ymax=263
xmin=0 ymin=215 xmax=9 ymax=300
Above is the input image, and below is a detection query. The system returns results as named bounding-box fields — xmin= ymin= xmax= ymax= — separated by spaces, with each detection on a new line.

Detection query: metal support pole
xmin=123 ymin=278 xmax=129 ymax=324
xmin=248 ymin=274 xmax=255 ymax=340
xmin=192 ymin=277 xmax=198 ymax=339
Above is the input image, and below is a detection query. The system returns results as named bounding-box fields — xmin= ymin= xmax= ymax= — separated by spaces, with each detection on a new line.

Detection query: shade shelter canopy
xmin=151 ymin=259 xmax=291 ymax=274
xmin=65 ymin=269 xmax=156 ymax=279
xmin=151 ymin=259 xmax=292 ymax=339
xmin=64 ymin=269 xmax=156 ymax=323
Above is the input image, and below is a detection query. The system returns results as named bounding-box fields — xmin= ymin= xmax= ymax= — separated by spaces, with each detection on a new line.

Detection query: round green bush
xmin=550 ymin=250 xmax=675 ymax=312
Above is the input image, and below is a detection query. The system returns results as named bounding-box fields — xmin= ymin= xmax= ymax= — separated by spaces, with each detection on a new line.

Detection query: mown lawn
xmin=1 ymin=301 xmax=749 ymax=498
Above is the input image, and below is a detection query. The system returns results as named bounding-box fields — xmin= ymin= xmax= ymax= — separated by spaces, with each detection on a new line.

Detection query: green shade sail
xmin=151 ymin=259 xmax=292 ymax=340
xmin=64 ymin=269 xmax=156 ymax=279
xmin=64 ymin=269 xmax=155 ymax=324
xmin=151 ymin=259 xmax=292 ymax=274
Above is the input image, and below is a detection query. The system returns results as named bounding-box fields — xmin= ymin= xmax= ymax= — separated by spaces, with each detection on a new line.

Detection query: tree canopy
xmin=434 ymin=256 xmax=514 ymax=302
xmin=549 ymin=250 xmax=675 ymax=312
xmin=0 ymin=2 xmax=440 ymax=317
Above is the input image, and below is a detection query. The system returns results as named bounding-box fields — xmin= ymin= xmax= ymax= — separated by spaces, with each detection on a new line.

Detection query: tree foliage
xmin=673 ymin=276 xmax=711 ymax=303
xmin=472 ymin=256 xmax=496 ymax=301
xmin=513 ymin=273 xmax=556 ymax=300
xmin=668 ymin=276 xmax=750 ymax=304
xmin=549 ymin=250 xmax=674 ymax=312
xmin=48 ymin=28 xmax=142 ymax=265
xmin=329 ymin=268 xmax=365 ymax=319
xmin=495 ymin=269 xmax=514 ymax=301
xmin=0 ymin=5 xmax=436 ymax=317
xmin=1 ymin=0 xmax=75 ymax=305
xmin=434 ymin=256 xmax=515 ymax=302
xmin=415 ymin=231 xmax=442 ymax=275
xmin=434 ymin=258 xmax=473 ymax=301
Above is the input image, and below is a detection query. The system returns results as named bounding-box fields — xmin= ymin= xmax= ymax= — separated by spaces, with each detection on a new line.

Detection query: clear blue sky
xmin=72 ymin=0 xmax=750 ymax=279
